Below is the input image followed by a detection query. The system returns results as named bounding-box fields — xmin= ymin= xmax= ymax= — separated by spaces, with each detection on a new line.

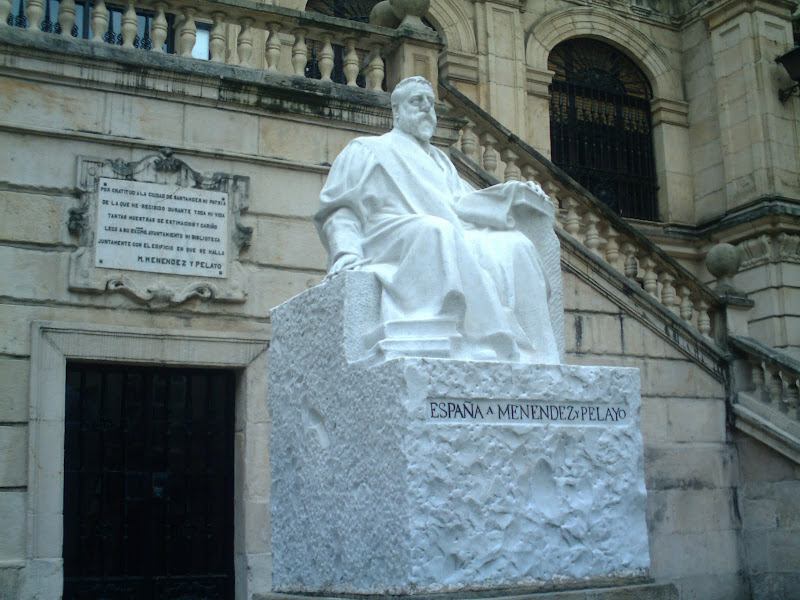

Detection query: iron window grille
xmin=548 ymin=38 xmax=659 ymax=221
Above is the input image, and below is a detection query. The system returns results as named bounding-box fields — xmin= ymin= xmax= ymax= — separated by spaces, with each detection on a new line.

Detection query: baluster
xmin=678 ymin=285 xmax=694 ymax=322
xmin=91 ymin=0 xmax=108 ymax=42
xmin=641 ymin=257 xmax=658 ymax=298
xmin=480 ymin=133 xmax=498 ymax=175
xmin=584 ymin=212 xmax=602 ymax=256
xmin=121 ymin=3 xmax=137 ymax=48
xmin=766 ymin=366 xmax=783 ymax=406
xmin=460 ymin=121 xmax=478 ymax=161
xmin=785 ymin=378 xmax=799 ymax=420
xmin=178 ymin=8 xmax=196 ymax=57
xmin=343 ymin=37 xmax=359 ymax=86
xmin=292 ymin=28 xmax=308 ymax=76
xmin=208 ymin=12 xmax=226 ymax=62
xmin=605 ymin=226 xmax=620 ymax=270
xmin=542 ymin=180 xmax=560 ymax=207
xmin=621 ymin=242 xmax=639 ymax=280
xmin=237 ymin=17 xmax=254 ymax=65
xmin=26 ymin=0 xmax=44 ymax=30
xmin=266 ymin=22 xmax=282 ymax=71
xmin=58 ymin=0 xmax=76 ymax=36
xmin=521 ymin=164 xmax=539 ymax=182
xmin=151 ymin=2 xmax=168 ymax=51
xmin=500 ymin=149 xmax=521 ymax=182
xmin=318 ymin=34 xmax=334 ymax=82
xmin=778 ymin=372 xmax=794 ymax=415
xmin=696 ymin=299 xmax=711 ymax=338
xmin=749 ymin=359 xmax=765 ymax=399
xmin=562 ymin=196 xmax=582 ymax=239
xmin=659 ymin=272 xmax=679 ymax=314
xmin=0 ymin=0 xmax=11 ymax=27
xmin=366 ymin=43 xmax=384 ymax=91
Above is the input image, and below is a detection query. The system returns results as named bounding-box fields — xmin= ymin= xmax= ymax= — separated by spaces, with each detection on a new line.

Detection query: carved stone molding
xmin=738 ymin=234 xmax=773 ymax=269
xmin=68 ymin=148 xmax=252 ymax=309
xmin=737 ymin=232 xmax=800 ymax=270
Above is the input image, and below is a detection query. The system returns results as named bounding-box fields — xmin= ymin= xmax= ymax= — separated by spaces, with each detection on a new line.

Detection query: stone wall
xmin=560 ymin=259 xmax=746 ymax=599
xmin=0 ymin=33 xmax=402 ymax=599
xmin=0 ymin=19 xmax=798 ymax=600
xmin=736 ymin=432 xmax=800 ymax=599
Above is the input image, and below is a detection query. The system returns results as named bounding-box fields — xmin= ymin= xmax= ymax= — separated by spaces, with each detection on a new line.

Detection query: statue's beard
xmin=398 ymin=113 xmax=436 ymax=141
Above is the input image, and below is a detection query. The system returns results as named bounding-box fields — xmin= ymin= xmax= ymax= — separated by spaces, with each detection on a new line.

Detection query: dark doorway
xmin=548 ymin=38 xmax=658 ymax=221
xmin=63 ymin=363 xmax=235 ymax=600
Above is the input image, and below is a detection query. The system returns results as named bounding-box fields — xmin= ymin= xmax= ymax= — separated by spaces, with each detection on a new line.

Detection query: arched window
xmin=548 ymin=38 xmax=658 ymax=221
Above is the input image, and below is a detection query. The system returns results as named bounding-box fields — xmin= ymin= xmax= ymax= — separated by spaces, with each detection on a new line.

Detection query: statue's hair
xmin=390 ymin=76 xmax=434 ymax=109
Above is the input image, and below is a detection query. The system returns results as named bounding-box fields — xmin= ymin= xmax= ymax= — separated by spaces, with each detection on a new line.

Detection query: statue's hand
xmin=525 ymin=180 xmax=548 ymax=200
xmin=326 ymin=253 xmax=365 ymax=280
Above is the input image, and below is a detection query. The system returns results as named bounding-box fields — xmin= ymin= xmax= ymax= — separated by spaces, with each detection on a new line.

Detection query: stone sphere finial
xmin=369 ymin=1 xmax=401 ymax=28
xmin=706 ymin=242 xmax=743 ymax=295
xmin=389 ymin=0 xmax=430 ymax=29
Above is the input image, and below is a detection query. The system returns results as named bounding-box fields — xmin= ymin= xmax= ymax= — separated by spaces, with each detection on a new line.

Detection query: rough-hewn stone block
xmin=665 ymin=397 xmax=727 ymax=443
xmin=0 ymin=358 xmax=28 ymax=423
xmin=641 ymin=359 xmax=724 ymax=398
xmin=0 ymin=191 xmax=69 ymax=246
xmin=244 ymin=216 xmax=326 ymax=271
xmin=0 ymin=491 xmax=26 ymax=560
xmin=247 ymin=166 xmax=325 ymax=218
xmin=0 ymin=425 xmax=27 ymax=487
xmin=644 ymin=443 xmax=734 ymax=491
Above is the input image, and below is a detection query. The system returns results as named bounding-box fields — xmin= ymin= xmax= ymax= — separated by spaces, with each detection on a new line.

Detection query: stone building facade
xmin=0 ymin=0 xmax=798 ymax=598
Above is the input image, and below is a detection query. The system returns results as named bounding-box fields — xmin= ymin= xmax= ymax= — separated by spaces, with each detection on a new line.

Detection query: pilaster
xmin=704 ymin=0 xmax=800 ymax=212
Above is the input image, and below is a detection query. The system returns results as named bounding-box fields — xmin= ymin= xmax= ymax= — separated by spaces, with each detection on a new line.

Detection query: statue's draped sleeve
xmin=314 ymin=141 xmax=378 ymax=270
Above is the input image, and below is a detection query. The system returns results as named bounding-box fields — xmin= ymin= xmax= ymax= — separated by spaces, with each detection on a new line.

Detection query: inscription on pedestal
xmin=428 ymin=399 xmax=628 ymax=423
xmin=95 ymin=178 xmax=229 ymax=278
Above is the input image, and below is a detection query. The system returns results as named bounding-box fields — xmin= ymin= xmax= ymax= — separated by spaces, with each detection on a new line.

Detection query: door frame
xmin=24 ymin=322 xmax=269 ymax=600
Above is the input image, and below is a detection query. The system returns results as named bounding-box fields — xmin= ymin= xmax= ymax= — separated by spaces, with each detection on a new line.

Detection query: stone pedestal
xmin=268 ymin=272 xmax=650 ymax=594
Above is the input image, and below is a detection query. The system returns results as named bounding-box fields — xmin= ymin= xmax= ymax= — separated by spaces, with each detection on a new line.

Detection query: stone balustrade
xmin=441 ymin=81 xmax=720 ymax=340
xmin=2 ymin=0 xmax=404 ymax=90
xmin=732 ymin=336 xmax=800 ymax=421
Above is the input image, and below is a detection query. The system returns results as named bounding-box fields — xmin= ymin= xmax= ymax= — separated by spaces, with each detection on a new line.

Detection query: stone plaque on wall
xmin=95 ymin=178 xmax=229 ymax=278
xmin=68 ymin=149 xmax=252 ymax=308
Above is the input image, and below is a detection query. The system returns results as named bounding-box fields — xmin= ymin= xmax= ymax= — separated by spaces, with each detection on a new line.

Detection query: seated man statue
xmin=314 ymin=76 xmax=561 ymax=364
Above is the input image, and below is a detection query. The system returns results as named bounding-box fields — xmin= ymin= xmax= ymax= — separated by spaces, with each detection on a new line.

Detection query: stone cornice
xmin=702 ymin=0 xmax=796 ymax=30
xmin=634 ymin=197 xmax=800 ymax=242
xmin=0 ymin=26 xmax=463 ymax=145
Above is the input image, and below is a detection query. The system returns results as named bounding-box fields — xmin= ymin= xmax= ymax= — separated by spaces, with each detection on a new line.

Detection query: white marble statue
xmin=315 ymin=76 xmax=560 ymax=363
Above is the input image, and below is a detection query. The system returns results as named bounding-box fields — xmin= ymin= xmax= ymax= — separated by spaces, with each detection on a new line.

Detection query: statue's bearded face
xmin=394 ymin=84 xmax=437 ymax=142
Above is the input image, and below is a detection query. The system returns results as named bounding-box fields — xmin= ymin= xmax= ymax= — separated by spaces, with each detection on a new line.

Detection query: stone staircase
xmin=729 ymin=335 xmax=800 ymax=464
xmin=439 ymin=80 xmax=800 ymax=467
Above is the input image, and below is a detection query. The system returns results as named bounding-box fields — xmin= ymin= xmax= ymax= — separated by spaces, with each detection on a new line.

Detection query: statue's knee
xmin=413 ymin=216 xmax=458 ymax=241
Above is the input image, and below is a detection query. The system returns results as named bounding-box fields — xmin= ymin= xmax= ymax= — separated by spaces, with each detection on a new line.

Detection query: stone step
xmin=377 ymin=336 xmax=455 ymax=357
xmin=365 ymin=317 xmax=461 ymax=350
xmin=258 ymin=581 xmax=678 ymax=600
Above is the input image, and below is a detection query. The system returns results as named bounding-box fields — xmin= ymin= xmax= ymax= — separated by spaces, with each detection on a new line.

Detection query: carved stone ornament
xmin=68 ymin=148 xmax=252 ymax=309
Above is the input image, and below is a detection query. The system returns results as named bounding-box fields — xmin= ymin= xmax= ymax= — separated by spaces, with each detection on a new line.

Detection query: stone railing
xmin=730 ymin=335 xmax=800 ymax=463
xmin=439 ymin=81 xmax=722 ymax=341
xmin=732 ymin=336 xmax=800 ymax=419
xmin=0 ymin=0 xmax=441 ymax=91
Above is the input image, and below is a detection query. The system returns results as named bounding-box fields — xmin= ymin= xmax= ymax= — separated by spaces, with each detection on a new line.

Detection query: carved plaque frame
xmin=68 ymin=148 xmax=252 ymax=308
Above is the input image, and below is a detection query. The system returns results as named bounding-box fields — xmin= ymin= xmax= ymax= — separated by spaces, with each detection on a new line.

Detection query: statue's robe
xmin=315 ymin=128 xmax=559 ymax=363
